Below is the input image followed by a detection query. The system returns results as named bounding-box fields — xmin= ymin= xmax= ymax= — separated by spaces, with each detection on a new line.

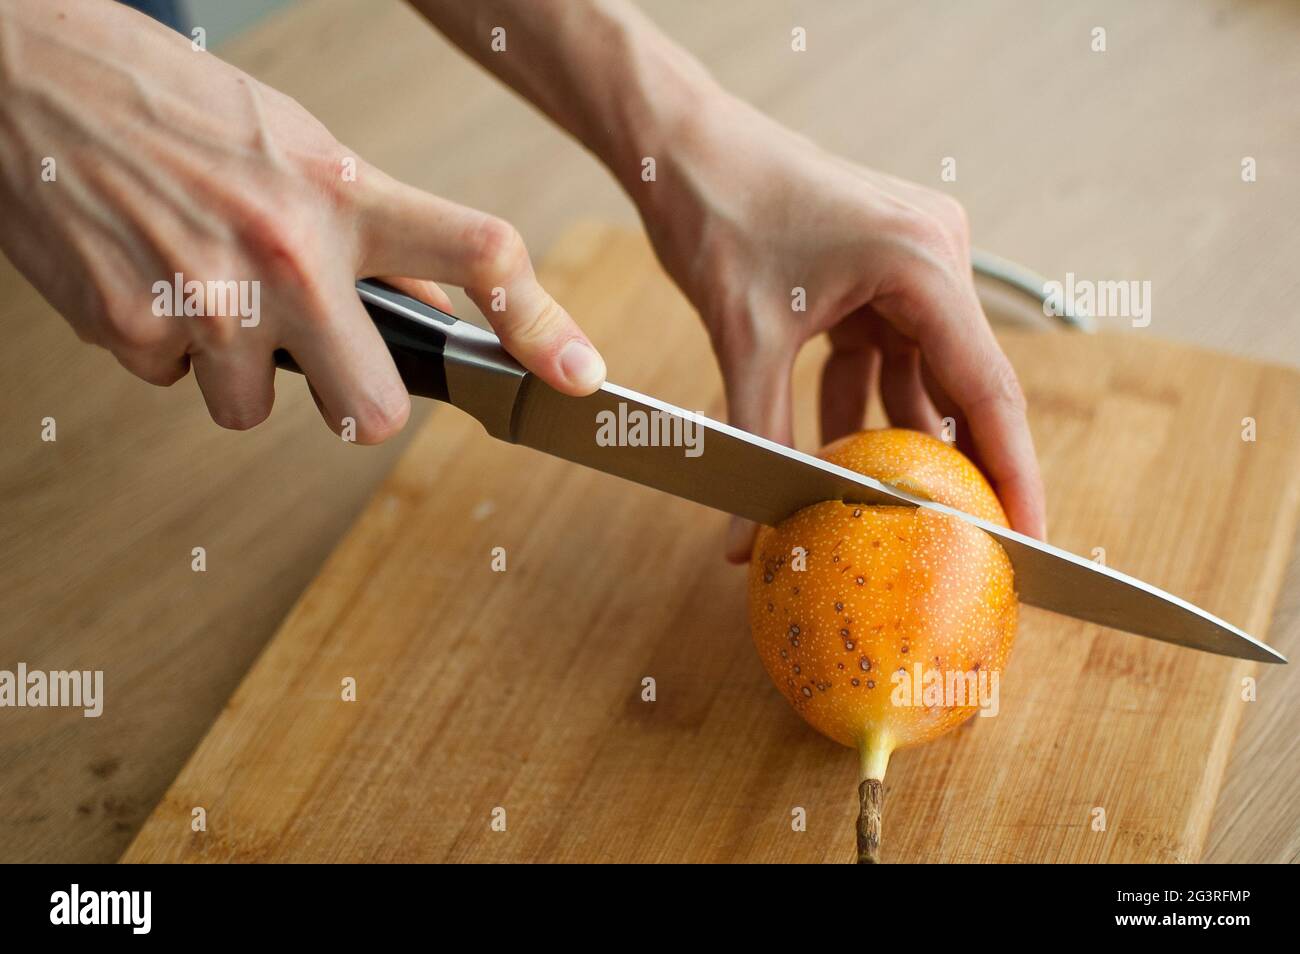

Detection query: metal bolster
xmin=443 ymin=323 xmax=528 ymax=441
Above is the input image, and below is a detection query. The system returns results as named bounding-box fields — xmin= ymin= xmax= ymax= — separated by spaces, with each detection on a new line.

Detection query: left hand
xmin=632 ymin=94 xmax=1046 ymax=561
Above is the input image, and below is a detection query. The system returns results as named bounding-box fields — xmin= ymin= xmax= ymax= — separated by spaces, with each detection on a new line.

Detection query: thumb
xmin=720 ymin=343 xmax=796 ymax=563
xmin=357 ymin=173 xmax=605 ymax=395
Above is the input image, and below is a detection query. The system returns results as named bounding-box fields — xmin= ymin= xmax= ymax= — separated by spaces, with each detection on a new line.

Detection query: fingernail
xmin=559 ymin=339 xmax=606 ymax=392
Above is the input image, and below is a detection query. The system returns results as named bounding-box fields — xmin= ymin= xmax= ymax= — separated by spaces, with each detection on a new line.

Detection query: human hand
xmin=0 ymin=0 xmax=605 ymax=441
xmin=633 ymin=94 xmax=1046 ymax=560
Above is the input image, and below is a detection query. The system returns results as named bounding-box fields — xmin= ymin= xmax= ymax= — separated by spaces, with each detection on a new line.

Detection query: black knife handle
xmin=273 ymin=279 xmax=528 ymax=440
xmin=272 ymin=279 xmax=457 ymax=402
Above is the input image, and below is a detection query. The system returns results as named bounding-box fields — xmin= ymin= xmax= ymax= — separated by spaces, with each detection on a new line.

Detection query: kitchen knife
xmin=272 ymin=280 xmax=1286 ymax=664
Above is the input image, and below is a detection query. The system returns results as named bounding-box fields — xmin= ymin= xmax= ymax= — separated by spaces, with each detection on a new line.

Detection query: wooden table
xmin=122 ymin=225 xmax=1300 ymax=863
xmin=1 ymin=0 xmax=1296 ymax=863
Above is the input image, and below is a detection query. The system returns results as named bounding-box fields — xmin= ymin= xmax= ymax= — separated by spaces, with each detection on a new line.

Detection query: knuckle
xmin=147 ymin=361 xmax=189 ymax=388
xmin=114 ymin=348 xmax=186 ymax=387
xmin=304 ymin=149 xmax=360 ymax=214
xmin=353 ymin=390 xmax=410 ymax=443
xmin=237 ymin=203 xmax=317 ymax=290
xmin=107 ymin=312 xmax=173 ymax=353
xmin=706 ymin=306 xmax=793 ymax=379
xmin=891 ymin=219 xmax=969 ymax=298
xmin=981 ymin=356 xmax=1027 ymax=413
xmin=893 ymin=194 xmax=966 ymax=261
xmin=93 ymin=286 xmax=150 ymax=350
xmin=506 ymin=295 xmax=567 ymax=350
xmin=934 ymin=193 xmax=970 ymax=242
xmin=194 ymin=311 xmax=239 ymax=347
xmin=466 ymin=216 xmax=527 ymax=284
xmin=896 ymin=208 xmax=952 ymax=258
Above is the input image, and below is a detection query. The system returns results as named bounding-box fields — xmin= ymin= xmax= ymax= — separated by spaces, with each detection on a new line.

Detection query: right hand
xmin=0 ymin=0 xmax=605 ymax=441
xmin=631 ymin=94 xmax=1046 ymax=557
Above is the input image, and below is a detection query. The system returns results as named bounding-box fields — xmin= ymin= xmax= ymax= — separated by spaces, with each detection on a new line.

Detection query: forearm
xmin=406 ymin=0 xmax=727 ymax=195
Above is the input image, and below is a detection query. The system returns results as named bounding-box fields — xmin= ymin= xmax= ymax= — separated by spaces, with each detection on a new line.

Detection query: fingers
xmin=908 ymin=285 xmax=1047 ymax=539
xmin=101 ymin=303 xmax=193 ymax=387
xmin=190 ymin=346 xmax=275 ymax=431
xmin=113 ymin=346 xmax=191 ymax=388
xmin=919 ymin=358 xmax=976 ymax=461
xmin=818 ymin=314 xmax=878 ymax=446
xmin=357 ymin=174 xmax=605 ymax=395
xmin=278 ymin=279 xmax=410 ymax=444
xmin=720 ymin=341 xmax=797 ymax=564
xmin=875 ymin=323 xmax=942 ymax=437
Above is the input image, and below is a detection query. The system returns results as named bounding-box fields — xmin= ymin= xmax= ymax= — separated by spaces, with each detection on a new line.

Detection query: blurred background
xmin=128 ymin=0 xmax=295 ymax=46
xmin=3 ymin=0 xmax=1297 ymax=863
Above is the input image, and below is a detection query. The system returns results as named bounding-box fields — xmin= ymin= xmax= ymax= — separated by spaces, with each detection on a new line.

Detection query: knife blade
xmin=513 ymin=379 xmax=1284 ymax=664
xmin=273 ymin=280 xmax=1286 ymax=664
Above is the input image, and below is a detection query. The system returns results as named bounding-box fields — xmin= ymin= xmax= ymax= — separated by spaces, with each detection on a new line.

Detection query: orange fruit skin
xmin=748 ymin=429 xmax=1018 ymax=751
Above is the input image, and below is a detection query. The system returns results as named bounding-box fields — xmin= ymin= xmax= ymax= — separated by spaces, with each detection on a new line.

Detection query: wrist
xmin=583 ymin=9 xmax=730 ymax=196
xmin=626 ymin=89 xmax=757 ymax=239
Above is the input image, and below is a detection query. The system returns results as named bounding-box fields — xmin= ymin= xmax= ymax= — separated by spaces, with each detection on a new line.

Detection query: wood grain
xmin=3 ymin=0 xmax=1298 ymax=864
xmin=122 ymin=225 xmax=1300 ymax=863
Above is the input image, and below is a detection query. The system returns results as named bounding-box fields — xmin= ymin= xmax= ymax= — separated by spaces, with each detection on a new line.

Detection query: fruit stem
xmin=856 ymin=735 xmax=892 ymax=864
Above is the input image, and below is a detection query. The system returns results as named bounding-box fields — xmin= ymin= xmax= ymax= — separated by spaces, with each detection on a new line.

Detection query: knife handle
xmin=272 ymin=279 xmax=527 ymax=440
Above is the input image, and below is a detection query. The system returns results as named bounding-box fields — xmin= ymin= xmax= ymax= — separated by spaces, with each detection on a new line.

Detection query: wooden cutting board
xmin=123 ymin=224 xmax=1300 ymax=863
